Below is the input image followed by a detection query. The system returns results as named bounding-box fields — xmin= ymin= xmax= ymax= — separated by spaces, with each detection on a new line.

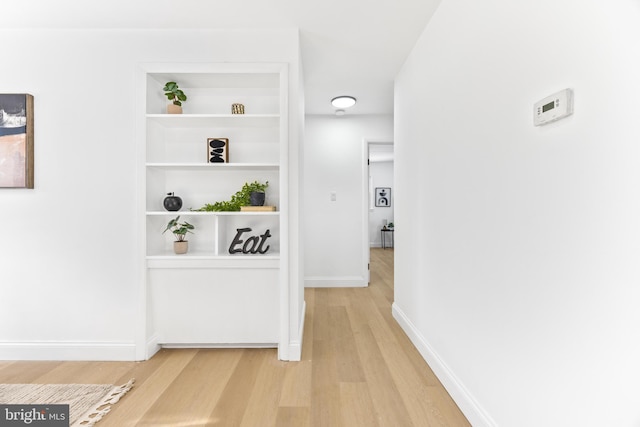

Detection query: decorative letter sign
xmin=229 ymin=227 xmax=272 ymax=254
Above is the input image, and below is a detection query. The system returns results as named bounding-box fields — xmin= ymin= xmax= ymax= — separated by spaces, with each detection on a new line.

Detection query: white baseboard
xmin=288 ymin=300 xmax=306 ymax=361
xmin=146 ymin=334 xmax=161 ymax=360
xmin=0 ymin=341 xmax=137 ymax=361
xmin=391 ymin=303 xmax=497 ymax=427
xmin=277 ymin=300 xmax=305 ymax=361
xmin=304 ymin=276 xmax=367 ymax=288
xmin=162 ymin=343 xmax=277 ymax=348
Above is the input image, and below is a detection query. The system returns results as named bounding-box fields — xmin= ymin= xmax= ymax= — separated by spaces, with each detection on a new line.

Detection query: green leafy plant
xmin=192 ymin=181 xmax=269 ymax=212
xmin=163 ymin=81 xmax=187 ymax=106
xmin=162 ymin=216 xmax=195 ymax=241
xmin=243 ymin=180 xmax=269 ymax=195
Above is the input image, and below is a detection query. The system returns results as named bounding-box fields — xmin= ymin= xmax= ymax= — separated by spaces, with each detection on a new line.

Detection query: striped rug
xmin=0 ymin=379 xmax=134 ymax=426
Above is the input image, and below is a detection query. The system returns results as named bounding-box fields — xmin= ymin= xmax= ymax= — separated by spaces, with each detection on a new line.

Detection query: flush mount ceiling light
xmin=331 ymin=96 xmax=357 ymax=109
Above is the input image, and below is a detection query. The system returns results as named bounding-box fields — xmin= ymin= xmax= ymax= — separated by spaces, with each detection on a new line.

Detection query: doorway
xmin=362 ymin=140 xmax=394 ymax=283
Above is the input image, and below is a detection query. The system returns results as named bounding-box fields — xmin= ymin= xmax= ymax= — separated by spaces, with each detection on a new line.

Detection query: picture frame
xmin=207 ymin=137 xmax=229 ymax=163
xmin=375 ymin=187 xmax=391 ymax=207
xmin=0 ymin=94 xmax=34 ymax=188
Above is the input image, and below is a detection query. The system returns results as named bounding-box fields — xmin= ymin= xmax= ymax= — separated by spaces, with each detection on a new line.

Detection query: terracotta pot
xmin=173 ymin=241 xmax=188 ymax=254
xmin=167 ymin=104 xmax=183 ymax=114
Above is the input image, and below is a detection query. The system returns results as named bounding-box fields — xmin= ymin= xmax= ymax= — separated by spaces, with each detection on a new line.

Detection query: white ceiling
xmin=3 ymin=0 xmax=441 ymax=115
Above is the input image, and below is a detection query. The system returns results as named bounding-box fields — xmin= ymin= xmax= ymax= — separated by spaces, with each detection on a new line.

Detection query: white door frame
xmin=362 ymin=138 xmax=393 ymax=284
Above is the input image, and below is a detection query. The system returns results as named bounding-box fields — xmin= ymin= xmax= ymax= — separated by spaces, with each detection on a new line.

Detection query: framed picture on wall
xmin=207 ymin=137 xmax=229 ymax=163
xmin=375 ymin=187 xmax=391 ymax=207
xmin=0 ymin=94 xmax=34 ymax=188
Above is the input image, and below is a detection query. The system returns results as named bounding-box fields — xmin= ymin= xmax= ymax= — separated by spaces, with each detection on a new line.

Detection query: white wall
xmin=394 ymin=1 xmax=640 ymax=426
xmin=369 ymin=160 xmax=394 ymax=247
xmin=0 ymin=28 xmax=303 ymax=360
xmin=304 ymin=115 xmax=392 ymax=287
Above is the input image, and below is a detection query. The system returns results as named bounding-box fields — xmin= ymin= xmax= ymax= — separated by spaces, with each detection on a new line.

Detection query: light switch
xmin=330 ymin=192 xmax=337 ymax=201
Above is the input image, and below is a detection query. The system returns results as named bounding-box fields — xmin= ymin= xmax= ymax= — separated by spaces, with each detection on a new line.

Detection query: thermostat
xmin=533 ymin=88 xmax=573 ymax=126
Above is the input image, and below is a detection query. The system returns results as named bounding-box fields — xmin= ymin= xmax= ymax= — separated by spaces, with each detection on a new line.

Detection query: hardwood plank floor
xmin=0 ymin=248 xmax=470 ymax=426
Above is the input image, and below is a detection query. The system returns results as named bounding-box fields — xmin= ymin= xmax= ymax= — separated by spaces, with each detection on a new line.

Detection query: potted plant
xmin=162 ymin=215 xmax=195 ymax=254
xmin=163 ymin=81 xmax=187 ymax=114
xmin=191 ymin=180 xmax=269 ymax=212
xmin=245 ymin=180 xmax=269 ymax=206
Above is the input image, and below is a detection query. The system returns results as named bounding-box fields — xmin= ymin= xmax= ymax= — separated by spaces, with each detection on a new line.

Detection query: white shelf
xmin=147 ymin=71 xmax=280 ymax=89
xmin=146 ymin=114 xmax=279 ymax=128
xmin=147 ymin=253 xmax=280 ymax=269
xmin=147 ymin=252 xmax=280 ymax=259
xmin=141 ymin=63 xmax=288 ymax=353
xmin=146 ymin=210 xmax=279 ymax=216
xmin=146 ymin=163 xmax=279 ymax=170
xmin=147 ymin=113 xmax=279 ymax=118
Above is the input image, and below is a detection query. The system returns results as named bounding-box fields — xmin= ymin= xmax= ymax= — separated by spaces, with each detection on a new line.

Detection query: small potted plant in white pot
xmin=163 ymin=81 xmax=187 ymax=114
xmin=163 ymin=215 xmax=195 ymax=254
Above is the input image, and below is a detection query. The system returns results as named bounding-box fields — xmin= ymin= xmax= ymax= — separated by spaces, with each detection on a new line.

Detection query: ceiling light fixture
xmin=331 ymin=96 xmax=357 ymax=109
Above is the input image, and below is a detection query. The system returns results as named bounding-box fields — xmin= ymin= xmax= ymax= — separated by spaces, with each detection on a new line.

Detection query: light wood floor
xmin=0 ymin=248 xmax=469 ymax=426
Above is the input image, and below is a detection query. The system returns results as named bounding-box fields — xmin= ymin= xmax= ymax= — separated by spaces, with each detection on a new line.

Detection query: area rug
xmin=0 ymin=379 xmax=134 ymax=426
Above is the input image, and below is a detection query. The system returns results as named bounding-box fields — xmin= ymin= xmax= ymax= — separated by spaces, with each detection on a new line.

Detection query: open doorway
xmin=362 ymin=140 xmax=394 ymax=283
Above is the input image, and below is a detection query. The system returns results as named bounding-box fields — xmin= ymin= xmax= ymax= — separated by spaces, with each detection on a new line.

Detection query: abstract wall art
xmin=207 ymin=137 xmax=229 ymax=163
xmin=375 ymin=187 xmax=391 ymax=207
xmin=0 ymin=94 xmax=34 ymax=188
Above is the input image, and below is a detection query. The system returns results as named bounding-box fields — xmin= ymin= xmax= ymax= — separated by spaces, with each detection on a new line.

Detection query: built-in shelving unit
xmin=139 ymin=63 xmax=289 ymax=352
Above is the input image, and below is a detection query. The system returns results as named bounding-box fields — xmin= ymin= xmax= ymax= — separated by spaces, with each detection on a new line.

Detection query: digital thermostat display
xmin=534 ymin=88 xmax=573 ymax=126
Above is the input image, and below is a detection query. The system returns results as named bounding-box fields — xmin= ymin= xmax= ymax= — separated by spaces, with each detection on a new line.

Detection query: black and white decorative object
xmin=231 ymin=103 xmax=245 ymax=114
xmin=163 ymin=192 xmax=183 ymax=211
xmin=207 ymin=138 xmax=229 ymax=163
xmin=375 ymin=187 xmax=391 ymax=207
